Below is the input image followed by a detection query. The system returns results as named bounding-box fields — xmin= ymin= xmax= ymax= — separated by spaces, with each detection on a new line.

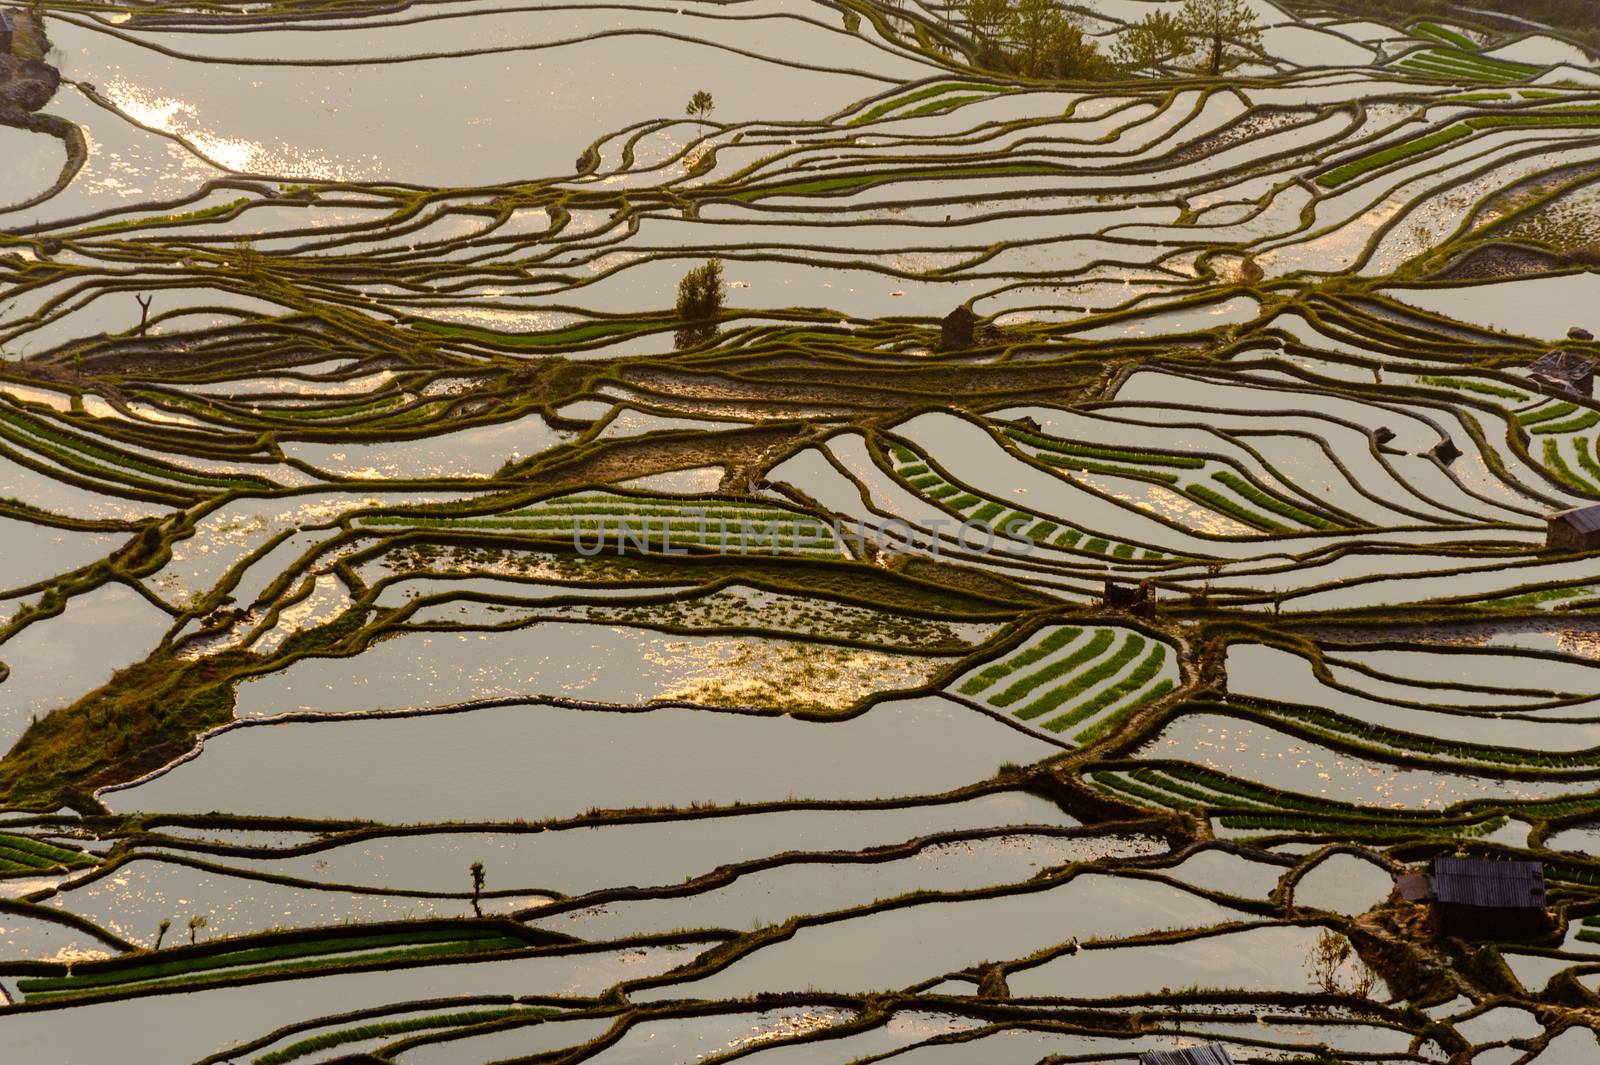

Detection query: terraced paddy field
xmin=5 ymin=0 xmax=1600 ymax=1061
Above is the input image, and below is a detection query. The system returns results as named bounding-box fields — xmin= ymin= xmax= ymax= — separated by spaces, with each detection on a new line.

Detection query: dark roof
xmin=943 ymin=305 xmax=975 ymax=323
xmin=0 ymin=10 xmax=15 ymax=30
xmin=1430 ymin=857 xmax=1545 ymax=909
xmin=1551 ymin=505 xmax=1600 ymax=535
xmin=1530 ymin=350 xmax=1594 ymax=380
xmin=1140 ymin=1046 xmax=1235 ymax=1065
xmin=1395 ymin=871 xmax=1432 ymax=901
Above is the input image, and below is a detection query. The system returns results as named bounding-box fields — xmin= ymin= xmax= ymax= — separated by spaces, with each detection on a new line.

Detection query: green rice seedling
xmin=990 ymin=629 xmax=1115 ymax=709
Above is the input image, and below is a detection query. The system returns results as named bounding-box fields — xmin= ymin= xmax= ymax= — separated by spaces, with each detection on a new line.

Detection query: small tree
xmin=187 ymin=914 xmax=208 ymax=945
xmin=685 ymin=90 xmax=715 ymax=128
xmin=1306 ymin=928 xmax=1377 ymax=998
xmin=1040 ymin=13 xmax=1109 ymax=78
xmin=1178 ymin=0 xmax=1262 ymax=76
xmin=674 ymin=258 xmax=724 ymax=351
xmin=962 ymin=0 xmax=1012 ymax=64
xmin=154 ymin=918 xmax=171 ymax=950
xmin=469 ymin=860 xmax=486 ymax=918
xmin=1112 ymin=11 xmax=1189 ymax=73
xmin=1007 ymin=0 xmax=1062 ymax=76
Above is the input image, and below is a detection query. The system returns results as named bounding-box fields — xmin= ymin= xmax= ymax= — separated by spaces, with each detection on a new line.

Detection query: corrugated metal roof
xmin=1531 ymin=350 xmax=1594 ymax=379
xmin=1431 ymin=857 xmax=1545 ymax=909
xmin=1140 ymin=1046 xmax=1235 ymax=1065
xmin=1552 ymin=505 xmax=1600 ymax=534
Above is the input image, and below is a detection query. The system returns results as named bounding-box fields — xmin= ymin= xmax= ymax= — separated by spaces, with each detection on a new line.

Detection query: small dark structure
xmin=1372 ymin=426 xmax=1395 ymax=446
xmin=1570 ymin=326 xmax=1594 ymax=342
xmin=1547 ymin=504 xmax=1600 ymax=552
xmin=1140 ymin=1045 xmax=1235 ymax=1065
xmin=939 ymin=305 xmax=975 ymax=352
xmin=1429 ymin=438 xmax=1461 ymax=465
xmin=0 ymin=11 xmax=14 ymax=54
xmin=1015 ymin=415 xmax=1041 ymax=433
xmin=1428 ymin=857 xmax=1550 ymax=940
xmin=1395 ymin=871 xmax=1431 ymax=901
xmin=1103 ymin=579 xmax=1156 ymax=618
xmin=1529 ymin=350 xmax=1595 ymax=397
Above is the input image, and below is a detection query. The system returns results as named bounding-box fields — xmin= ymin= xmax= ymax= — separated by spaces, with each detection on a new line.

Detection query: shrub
xmin=675 ymin=259 xmax=724 ymax=350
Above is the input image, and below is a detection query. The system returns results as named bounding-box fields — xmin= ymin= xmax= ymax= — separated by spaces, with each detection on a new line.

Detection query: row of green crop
xmin=1420 ymin=375 xmax=1527 ymax=401
xmin=1032 ymin=451 xmax=1181 ymax=485
xmin=887 ymin=442 xmax=1165 ymax=560
xmin=849 ymin=82 xmax=1002 ymax=126
xmin=1327 ymin=107 xmax=1600 ymax=192
xmin=1095 ymin=770 xmax=1504 ymax=837
xmin=1316 ymin=125 xmax=1474 ymax=188
xmin=20 ymin=927 xmax=512 ymax=995
xmin=1004 ymin=427 xmax=1205 ymax=470
xmin=1041 ymin=643 xmax=1167 ymax=735
xmin=0 ymin=832 xmax=97 ymax=871
xmin=1073 ymin=680 xmax=1177 ymax=745
xmin=1184 ymin=484 xmax=1289 ymax=533
xmin=25 ymin=933 xmax=529 ymax=1002
xmin=1407 ymin=45 xmax=1537 ymax=79
xmin=1540 ymin=438 xmax=1600 ymax=494
xmin=255 ymin=1007 xmax=555 ymax=1065
xmin=958 ymin=626 xmax=1082 ymax=696
xmin=1400 ymin=56 xmax=1521 ymax=83
xmin=1253 ymin=697 xmax=1597 ymax=771
xmin=1531 ymin=411 xmax=1600 ymax=435
xmin=1411 ymin=22 xmax=1476 ymax=50
xmin=1210 ymin=470 xmax=1341 ymax=530
xmin=1467 ymin=113 xmax=1600 ymax=131
xmin=1015 ymin=634 xmax=1147 ymax=722
xmin=992 ymin=630 xmax=1116 ymax=711
xmin=1215 ymin=812 xmax=1505 ymax=838
xmin=0 ymin=405 xmax=261 ymax=493
xmin=1520 ymin=401 xmax=1577 ymax=425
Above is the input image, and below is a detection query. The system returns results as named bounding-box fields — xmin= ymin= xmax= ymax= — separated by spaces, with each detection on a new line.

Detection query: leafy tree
xmin=1178 ymin=0 xmax=1262 ymax=76
xmin=1007 ymin=0 xmax=1064 ymax=76
xmin=1111 ymin=10 xmax=1189 ymax=73
xmin=962 ymin=0 xmax=1106 ymax=78
xmin=685 ymin=89 xmax=715 ymax=127
xmin=469 ymin=860 xmax=486 ymax=918
xmin=674 ymin=258 xmax=725 ymax=351
xmin=1039 ymin=14 xmax=1110 ymax=78
xmin=154 ymin=918 xmax=171 ymax=950
xmin=962 ymin=0 xmax=1012 ymax=62
xmin=187 ymin=914 xmax=208 ymax=945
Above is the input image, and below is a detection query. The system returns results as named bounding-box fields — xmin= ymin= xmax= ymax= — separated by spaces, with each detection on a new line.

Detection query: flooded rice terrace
xmin=4 ymin=0 xmax=1600 ymax=1060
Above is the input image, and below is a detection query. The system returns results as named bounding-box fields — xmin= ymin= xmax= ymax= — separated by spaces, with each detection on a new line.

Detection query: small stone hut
xmin=939 ymin=305 xmax=975 ymax=352
xmin=1140 ymin=1045 xmax=1236 ymax=1065
xmin=1547 ymin=504 xmax=1600 ymax=552
xmin=1427 ymin=857 xmax=1550 ymax=940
